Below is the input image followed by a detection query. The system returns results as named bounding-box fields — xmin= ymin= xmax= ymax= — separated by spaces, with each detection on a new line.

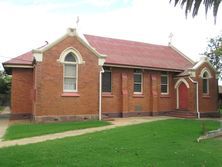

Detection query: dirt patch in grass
xmin=4 ymin=120 xmax=111 ymax=140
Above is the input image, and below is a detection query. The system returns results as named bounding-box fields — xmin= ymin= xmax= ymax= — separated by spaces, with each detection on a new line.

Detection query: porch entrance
xmin=178 ymin=82 xmax=188 ymax=110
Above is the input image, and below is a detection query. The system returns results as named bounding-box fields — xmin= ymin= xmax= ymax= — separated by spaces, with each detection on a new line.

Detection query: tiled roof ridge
xmin=84 ymin=34 xmax=169 ymax=48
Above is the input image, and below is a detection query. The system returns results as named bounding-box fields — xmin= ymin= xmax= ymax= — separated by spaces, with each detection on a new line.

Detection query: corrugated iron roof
xmin=85 ymin=34 xmax=193 ymax=71
xmin=3 ymin=51 xmax=33 ymax=65
xmin=3 ymin=34 xmax=194 ymax=71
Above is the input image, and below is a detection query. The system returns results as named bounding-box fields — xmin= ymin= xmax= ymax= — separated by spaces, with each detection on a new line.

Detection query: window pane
xmin=102 ymin=71 xmax=111 ymax=92
xmin=203 ymin=72 xmax=208 ymax=78
xmin=134 ymin=69 xmax=142 ymax=73
xmin=103 ymin=67 xmax=111 ymax=72
xmin=203 ymin=79 xmax=208 ymax=94
xmin=134 ymin=84 xmax=141 ymax=92
xmin=64 ymin=78 xmax=76 ymax=90
xmin=161 ymin=76 xmax=167 ymax=84
xmin=64 ymin=64 xmax=76 ymax=77
xmin=161 ymin=85 xmax=168 ymax=93
xmin=65 ymin=53 xmax=76 ymax=62
xmin=134 ymin=74 xmax=141 ymax=82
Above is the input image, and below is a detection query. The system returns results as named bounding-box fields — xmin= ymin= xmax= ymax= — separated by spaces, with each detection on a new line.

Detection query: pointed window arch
xmin=200 ymin=68 xmax=211 ymax=95
xmin=202 ymin=71 xmax=210 ymax=94
xmin=63 ymin=53 xmax=78 ymax=92
xmin=59 ymin=48 xmax=83 ymax=92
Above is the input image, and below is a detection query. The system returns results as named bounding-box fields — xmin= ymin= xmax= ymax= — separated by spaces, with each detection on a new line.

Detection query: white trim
xmin=62 ymin=51 xmax=79 ymax=92
xmin=169 ymin=44 xmax=195 ymax=64
xmin=58 ymin=47 xmax=85 ymax=64
xmin=192 ymin=56 xmax=217 ymax=72
xmin=200 ymin=68 xmax=211 ymax=95
xmin=99 ymin=67 xmax=104 ymax=121
xmin=33 ymin=64 xmax=37 ymax=119
xmin=98 ymin=58 xmax=106 ymax=66
xmin=160 ymin=73 xmax=169 ymax=95
xmin=3 ymin=65 xmax=33 ymax=68
xmin=32 ymin=49 xmax=43 ymax=62
xmin=36 ymin=28 xmax=106 ymax=61
xmin=175 ymin=78 xmax=190 ymax=89
xmin=133 ymin=70 xmax=143 ymax=94
xmin=200 ymin=67 xmax=212 ymax=78
xmin=63 ymin=63 xmax=78 ymax=92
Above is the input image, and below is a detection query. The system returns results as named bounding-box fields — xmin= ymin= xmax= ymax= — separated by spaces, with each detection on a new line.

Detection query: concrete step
xmin=0 ymin=113 xmax=10 ymax=119
xmin=164 ymin=110 xmax=196 ymax=118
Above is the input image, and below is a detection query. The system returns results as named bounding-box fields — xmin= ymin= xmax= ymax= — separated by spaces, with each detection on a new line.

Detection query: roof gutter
xmin=3 ymin=64 xmax=34 ymax=68
xmin=104 ymin=64 xmax=183 ymax=73
xmin=189 ymin=77 xmax=200 ymax=119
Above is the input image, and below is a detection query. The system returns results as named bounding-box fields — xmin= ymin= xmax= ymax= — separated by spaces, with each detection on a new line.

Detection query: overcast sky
xmin=1 ymin=0 xmax=222 ymax=69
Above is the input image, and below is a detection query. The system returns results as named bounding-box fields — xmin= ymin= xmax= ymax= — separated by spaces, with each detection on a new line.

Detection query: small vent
xmin=135 ymin=105 xmax=142 ymax=112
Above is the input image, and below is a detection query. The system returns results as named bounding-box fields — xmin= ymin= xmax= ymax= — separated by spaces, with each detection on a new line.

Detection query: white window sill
xmin=61 ymin=92 xmax=80 ymax=97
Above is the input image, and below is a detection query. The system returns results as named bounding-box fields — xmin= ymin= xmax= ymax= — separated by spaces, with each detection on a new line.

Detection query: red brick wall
xmin=102 ymin=67 xmax=122 ymax=114
xmin=195 ymin=63 xmax=218 ymax=112
xmin=174 ymin=77 xmax=196 ymax=112
xmin=101 ymin=65 xmax=218 ymax=116
xmin=10 ymin=37 xmax=218 ymax=120
xmin=34 ymin=36 xmax=100 ymax=117
xmin=102 ymin=68 xmax=179 ymax=115
xmin=186 ymin=79 xmax=196 ymax=112
xmin=158 ymin=72 xmax=176 ymax=112
xmin=11 ymin=68 xmax=33 ymax=115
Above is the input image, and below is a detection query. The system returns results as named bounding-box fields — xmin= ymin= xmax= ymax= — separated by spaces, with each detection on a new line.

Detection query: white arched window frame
xmin=200 ymin=68 xmax=212 ymax=95
xmin=59 ymin=48 xmax=84 ymax=92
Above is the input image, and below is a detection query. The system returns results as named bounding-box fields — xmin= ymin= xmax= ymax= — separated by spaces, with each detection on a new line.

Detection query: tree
xmin=170 ymin=0 xmax=222 ymax=21
xmin=0 ymin=71 xmax=11 ymax=94
xmin=203 ymin=35 xmax=222 ymax=79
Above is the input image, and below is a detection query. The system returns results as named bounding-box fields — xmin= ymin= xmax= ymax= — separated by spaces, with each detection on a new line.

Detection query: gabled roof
xmin=85 ymin=34 xmax=194 ymax=71
xmin=192 ymin=56 xmax=217 ymax=72
xmin=3 ymin=28 xmax=194 ymax=71
xmin=3 ymin=51 xmax=33 ymax=66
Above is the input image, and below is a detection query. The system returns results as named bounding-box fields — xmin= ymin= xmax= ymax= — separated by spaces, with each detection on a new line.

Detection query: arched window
xmin=63 ymin=52 xmax=78 ymax=92
xmin=202 ymin=71 xmax=210 ymax=94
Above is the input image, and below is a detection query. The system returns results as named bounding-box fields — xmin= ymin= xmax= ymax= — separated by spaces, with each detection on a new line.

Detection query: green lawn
xmin=0 ymin=119 xmax=221 ymax=166
xmin=4 ymin=120 xmax=111 ymax=140
xmin=0 ymin=106 xmax=4 ymax=112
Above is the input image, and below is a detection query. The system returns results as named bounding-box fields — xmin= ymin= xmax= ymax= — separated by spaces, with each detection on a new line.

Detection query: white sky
xmin=0 ymin=0 xmax=222 ymax=69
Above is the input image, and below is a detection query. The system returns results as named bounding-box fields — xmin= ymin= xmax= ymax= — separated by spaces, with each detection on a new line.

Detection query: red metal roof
xmin=4 ymin=34 xmax=193 ymax=71
xmin=3 ymin=51 xmax=33 ymax=66
xmin=84 ymin=34 xmax=193 ymax=71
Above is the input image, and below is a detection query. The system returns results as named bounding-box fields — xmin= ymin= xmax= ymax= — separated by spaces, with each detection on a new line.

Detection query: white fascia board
xmin=3 ymin=64 xmax=33 ymax=68
xmin=192 ymin=56 xmax=217 ymax=72
xmin=37 ymin=28 xmax=106 ymax=60
xmin=98 ymin=58 xmax=106 ymax=66
xmin=169 ymin=44 xmax=195 ymax=65
xmin=32 ymin=49 xmax=43 ymax=62
xmin=75 ymin=32 xmax=106 ymax=59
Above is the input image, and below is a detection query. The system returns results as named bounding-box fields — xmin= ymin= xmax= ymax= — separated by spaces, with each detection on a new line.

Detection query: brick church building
xmin=3 ymin=28 xmax=219 ymax=122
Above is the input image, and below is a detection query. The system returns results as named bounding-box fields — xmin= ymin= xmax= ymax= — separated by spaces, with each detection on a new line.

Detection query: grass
xmin=4 ymin=120 xmax=111 ymax=140
xmin=0 ymin=106 xmax=4 ymax=112
xmin=0 ymin=119 xmax=221 ymax=166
